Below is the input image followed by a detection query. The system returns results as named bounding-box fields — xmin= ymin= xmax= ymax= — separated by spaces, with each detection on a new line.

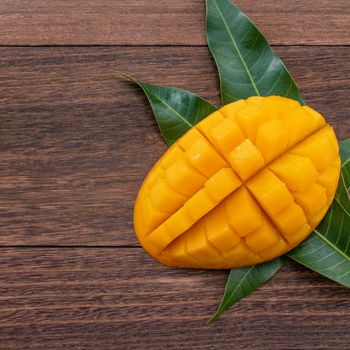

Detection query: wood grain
xmin=0 ymin=248 xmax=348 ymax=350
xmin=0 ymin=0 xmax=349 ymax=46
xmin=1 ymin=46 xmax=349 ymax=246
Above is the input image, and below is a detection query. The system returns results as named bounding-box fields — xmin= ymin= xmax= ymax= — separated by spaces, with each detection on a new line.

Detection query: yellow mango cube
xmin=261 ymin=96 xmax=288 ymax=119
xmin=229 ymin=139 xmax=265 ymax=180
xmin=235 ymin=104 xmax=265 ymax=141
xmin=309 ymin=204 xmax=330 ymax=228
xmin=259 ymin=238 xmax=288 ymax=260
xmin=210 ymin=118 xmax=245 ymax=157
xmin=269 ymin=154 xmax=318 ymax=192
xmin=178 ymin=127 xmax=203 ymax=150
xmin=160 ymin=143 xmax=183 ymax=168
xmin=223 ymin=242 xmax=261 ymax=266
xmin=220 ymin=99 xmax=246 ymax=119
xmin=185 ymin=222 xmax=221 ymax=262
xmin=185 ymin=138 xmax=227 ymax=177
xmin=280 ymin=107 xmax=314 ymax=147
xmin=164 ymin=207 xmax=194 ymax=240
xmin=285 ymin=224 xmax=311 ymax=244
xmin=141 ymin=198 xmax=169 ymax=235
xmin=302 ymin=105 xmax=326 ymax=131
xmin=205 ymin=204 xmax=241 ymax=252
xmin=245 ymin=216 xmax=280 ymax=253
xmin=145 ymin=224 xmax=174 ymax=256
xmin=184 ymin=188 xmax=217 ymax=221
xmin=246 ymin=96 xmax=264 ymax=106
xmin=145 ymin=163 xmax=164 ymax=188
xmin=196 ymin=110 xmax=225 ymax=140
xmin=273 ymin=202 xmax=307 ymax=237
xmin=225 ymin=187 xmax=263 ymax=236
xmin=292 ymin=183 xmax=328 ymax=217
xmin=291 ymin=126 xmax=339 ymax=169
xmin=149 ymin=178 xmax=188 ymax=213
xmin=166 ymin=157 xmax=206 ymax=196
xmin=317 ymin=162 xmax=341 ymax=197
xmin=163 ymin=235 xmax=200 ymax=268
xmin=204 ymin=168 xmax=241 ymax=202
xmin=247 ymin=168 xmax=293 ymax=215
xmin=255 ymin=119 xmax=288 ymax=162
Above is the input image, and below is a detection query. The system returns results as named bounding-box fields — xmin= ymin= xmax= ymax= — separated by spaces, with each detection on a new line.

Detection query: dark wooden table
xmin=1 ymin=1 xmax=349 ymax=349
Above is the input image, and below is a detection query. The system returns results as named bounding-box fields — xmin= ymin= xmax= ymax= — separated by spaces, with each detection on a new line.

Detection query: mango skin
xmin=134 ymin=96 xmax=340 ymax=269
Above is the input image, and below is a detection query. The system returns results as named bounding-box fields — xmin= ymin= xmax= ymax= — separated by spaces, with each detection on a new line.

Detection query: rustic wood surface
xmin=0 ymin=1 xmax=349 ymax=349
xmin=1 ymin=0 xmax=350 ymax=45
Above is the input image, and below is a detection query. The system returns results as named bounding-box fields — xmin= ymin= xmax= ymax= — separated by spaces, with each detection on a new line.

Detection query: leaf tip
xmin=207 ymin=316 xmax=216 ymax=325
xmin=207 ymin=310 xmax=221 ymax=324
xmin=112 ymin=70 xmax=136 ymax=83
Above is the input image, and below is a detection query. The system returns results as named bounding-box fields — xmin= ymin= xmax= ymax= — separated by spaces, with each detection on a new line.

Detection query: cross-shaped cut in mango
xmin=225 ymin=187 xmax=263 ymax=237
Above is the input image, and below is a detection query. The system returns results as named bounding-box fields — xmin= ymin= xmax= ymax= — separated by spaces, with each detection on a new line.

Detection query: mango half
xmin=134 ymin=96 xmax=340 ymax=269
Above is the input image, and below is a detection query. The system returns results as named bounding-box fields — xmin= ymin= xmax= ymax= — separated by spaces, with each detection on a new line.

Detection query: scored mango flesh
xmin=134 ymin=96 xmax=340 ymax=269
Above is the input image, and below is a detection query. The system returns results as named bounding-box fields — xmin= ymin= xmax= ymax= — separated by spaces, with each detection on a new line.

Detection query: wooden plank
xmin=1 ymin=46 xmax=349 ymax=246
xmin=0 ymin=0 xmax=349 ymax=46
xmin=0 ymin=248 xmax=349 ymax=349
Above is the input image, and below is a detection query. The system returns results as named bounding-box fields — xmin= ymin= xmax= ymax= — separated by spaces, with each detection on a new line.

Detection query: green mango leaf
xmin=209 ymin=257 xmax=284 ymax=323
xmin=115 ymin=72 xmax=217 ymax=145
xmin=206 ymin=0 xmax=304 ymax=105
xmin=288 ymin=139 xmax=350 ymax=287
